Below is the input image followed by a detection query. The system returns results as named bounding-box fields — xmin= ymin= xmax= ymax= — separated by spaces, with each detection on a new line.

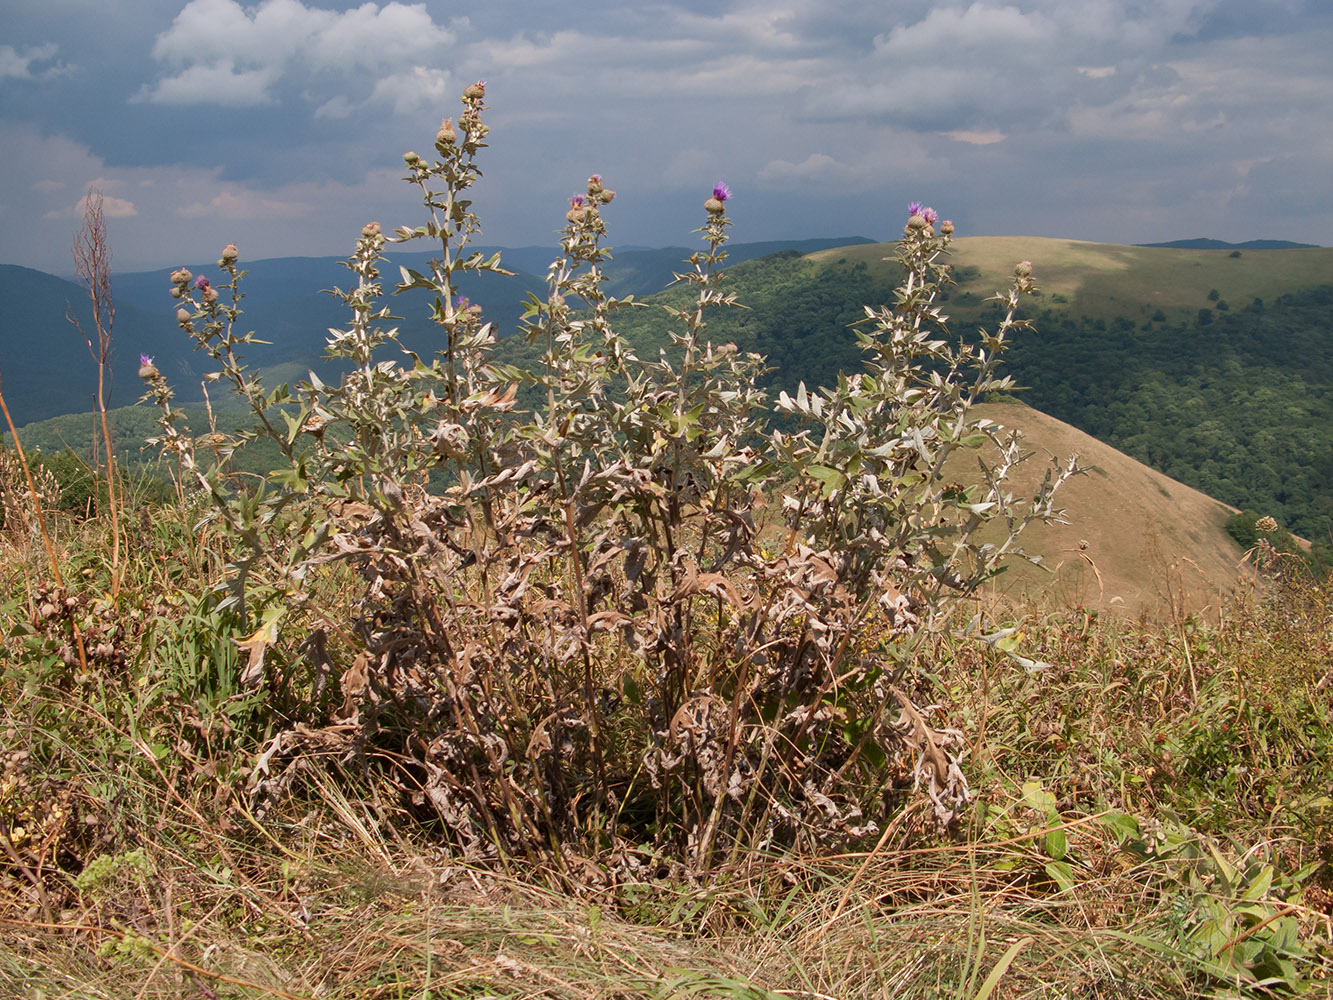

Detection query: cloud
xmin=942 ymin=130 xmax=1006 ymax=145
xmin=757 ymin=153 xmax=851 ymax=184
xmin=42 ymin=183 xmax=138 ymax=221
xmin=141 ymin=60 xmax=280 ymax=106
xmin=0 ymin=122 xmax=421 ymax=272
xmin=367 ymin=66 xmax=452 ymax=117
xmin=0 ymin=42 xmax=59 ymax=80
xmin=139 ymin=0 xmax=456 ymax=108
xmin=178 ymin=188 xmax=312 ymax=221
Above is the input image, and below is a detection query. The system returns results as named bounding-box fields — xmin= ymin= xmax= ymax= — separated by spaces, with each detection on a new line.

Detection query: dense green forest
xmin=1008 ymin=287 xmax=1333 ymax=545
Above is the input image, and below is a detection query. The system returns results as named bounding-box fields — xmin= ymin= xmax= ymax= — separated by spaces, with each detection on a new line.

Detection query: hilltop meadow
xmin=4 ymin=86 xmax=1333 ymax=1000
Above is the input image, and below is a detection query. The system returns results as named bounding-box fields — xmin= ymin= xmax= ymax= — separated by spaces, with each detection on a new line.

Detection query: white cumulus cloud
xmin=138 ymin=0 xmax=456 ymax=109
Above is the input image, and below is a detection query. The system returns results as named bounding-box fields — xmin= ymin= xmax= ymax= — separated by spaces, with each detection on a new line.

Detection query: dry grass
xmin=5 ymin=569 xmax=1332 ymax=999
xmin=954 ymin=399 xmax=1247 ymax=618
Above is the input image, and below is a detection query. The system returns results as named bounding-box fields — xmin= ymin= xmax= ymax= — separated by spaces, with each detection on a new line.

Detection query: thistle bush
xmin=143 ymin=83 xmax=1078 ymax=875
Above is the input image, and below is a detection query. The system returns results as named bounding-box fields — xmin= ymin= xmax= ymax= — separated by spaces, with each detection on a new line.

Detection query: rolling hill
xmin=958 ymin=399 xmax=1247 ymax=616
xmin=4 ymin=233 xmax=1330 ymax=589
xmin=807 ymin=236 xmax=1333 ymax=321
xmin=564 ymin=238 xmax=1333 ymax=543
xmin=1 ymin=237 xmax=874 ymax=426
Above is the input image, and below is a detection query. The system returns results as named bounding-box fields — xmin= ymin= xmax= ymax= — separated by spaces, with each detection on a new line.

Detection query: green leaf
xmin=969 ymin=936 xmax=1033 ymax=1000
xmin=1021 ymin=779 xmax=1057 ymax=816
xmin=1045 ymin=827 xmax=1068 ymax=860
xmin=806 ymin=465 xmax=847 ymax=496
xmin=1043 ymin=860 xmax=1076 ymax=893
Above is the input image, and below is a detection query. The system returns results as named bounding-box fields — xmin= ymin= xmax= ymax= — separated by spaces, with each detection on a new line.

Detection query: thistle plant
xmin=147 ymin=86 xmax=1078 ymax=877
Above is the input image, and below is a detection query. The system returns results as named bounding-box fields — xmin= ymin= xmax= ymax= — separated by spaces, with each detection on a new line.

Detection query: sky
xmin=2 ymin=0 xmax=1331 ymax=275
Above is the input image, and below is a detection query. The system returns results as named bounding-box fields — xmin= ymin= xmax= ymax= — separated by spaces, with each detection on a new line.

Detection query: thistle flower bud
xmin=221 ymin=243 xmax=239 ymax=263
xmin=435 ymin=118 xmax=456 ymax=152
xmin=941 ymin=220 xmax=955 ymax=236
xmin=463 ymin=81 xmax=486 ymax=100
xmin=202 ymin=286 xmax=219 ymax=305
xmin=361 ymin=221 xmax=382 ymax=238
xmin=170 ymin=267 xmax=192 ymax=285
xmin=170 ymin=286 xmax=184 ymax=298
xmin=403 ymin=150 xmax=421 ymax=165
xmin=587 ymin=174 xmax=603 ymax=196
xmin=599 ymin=189 xmax=616 ymax=204
xmin=176 ymin=307 xmax=192 ymax=326
xmin=906 ymin=214 xmax=928 ymax=230
xmin=138 ymin=354 xmax=158 ymax=380
xmin=705 ymin=197 xmax=725 ymax=214
xmin=1014 ymin=260 xmax=1033 ymax=278
xmin=1256 ymin=515 xmax=1279 ymax=532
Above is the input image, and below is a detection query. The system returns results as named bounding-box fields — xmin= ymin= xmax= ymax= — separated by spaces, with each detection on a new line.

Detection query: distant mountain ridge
xmin=1 ymin=237 xmax=876 ymax=426
xmin=1136 ymin=237 xmax=1321 ymax=250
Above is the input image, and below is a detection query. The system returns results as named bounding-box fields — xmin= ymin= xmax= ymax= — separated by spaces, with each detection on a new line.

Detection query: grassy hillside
xmin=542 ymin=239 xmax=1332 ymax=544
xmin=5 ymin=411 xmax=1333 ymax=999
xmin=6 ymin=223 xmax=1333 ymax=998
xmin=4 ymin=383 xmax=1252 ymax=620
xmin=10 ymin=234 xmax=1330 ymax=556
xmin=961 ymin=399 xmax=1245 ymax=615
xmin=810 ymin=237 xmax=1333 ymax=321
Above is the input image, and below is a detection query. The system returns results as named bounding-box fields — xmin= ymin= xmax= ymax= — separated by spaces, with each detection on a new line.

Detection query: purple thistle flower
xmin=713 ymin=181 xmax=732 ymax=202
xmin=907 ymin=201 xmax=924 ymax=217
xmin=194 ymin=275 xmax=210 ymax=291
xmin=570 ymin=194 xmax=585 ymax=207
xmin=456 ymin=295 xmax=470 ymax=310
xmin=140 ymin=354 xmax=154 ymax=366
xmin=922 ymin=207 xmax=938 ymax=225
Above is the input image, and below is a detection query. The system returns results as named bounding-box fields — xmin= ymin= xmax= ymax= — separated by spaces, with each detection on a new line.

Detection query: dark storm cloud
xmin=0 ymin=0 xmax=1328 ymax=274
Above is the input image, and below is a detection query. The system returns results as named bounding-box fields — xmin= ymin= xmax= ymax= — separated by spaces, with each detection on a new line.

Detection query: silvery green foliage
xmin=145 ymin=86 xmax=1078 ymax=875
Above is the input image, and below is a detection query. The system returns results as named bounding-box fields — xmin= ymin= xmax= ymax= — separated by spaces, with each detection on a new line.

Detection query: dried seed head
xmin=1014 ymin=260 xmax=1033 ymax=277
